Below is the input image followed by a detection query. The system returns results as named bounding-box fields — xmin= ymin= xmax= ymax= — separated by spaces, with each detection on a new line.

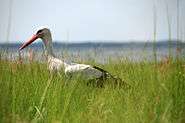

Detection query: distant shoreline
xmin=0 ymin=40 xmax=184 ymax=49
xmin=0 ymin=40 xmax=183 ymax=44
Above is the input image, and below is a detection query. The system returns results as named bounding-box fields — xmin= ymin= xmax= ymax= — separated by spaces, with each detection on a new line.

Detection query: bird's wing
xmin=65 ymin=63 xmax=103 ymax=79
xmin=65 ymin=64 xmax=91 ymax=73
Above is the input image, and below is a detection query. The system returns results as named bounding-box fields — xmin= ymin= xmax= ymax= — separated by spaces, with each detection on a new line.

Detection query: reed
xmin=165 ymin=2 xmax=172 ymax=58
xmin=153 ymin=4 xmax=157 ymax=64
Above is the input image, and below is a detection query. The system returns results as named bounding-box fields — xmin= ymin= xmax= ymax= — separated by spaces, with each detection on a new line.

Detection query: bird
xmin=19 ymin=28 xmax=127 ymax=87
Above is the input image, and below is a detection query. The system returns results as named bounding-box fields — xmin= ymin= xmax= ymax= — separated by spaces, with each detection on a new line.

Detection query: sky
xmin=0 ymin=0 xmax=185 ymax=43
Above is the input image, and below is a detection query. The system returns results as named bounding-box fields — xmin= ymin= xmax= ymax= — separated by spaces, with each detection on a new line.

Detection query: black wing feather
xmin=92 ymin=66 xmax=130 ymax=88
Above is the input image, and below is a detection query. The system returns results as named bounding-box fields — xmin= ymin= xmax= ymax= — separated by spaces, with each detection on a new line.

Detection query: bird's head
xmin=19 ymin=28 xmax=52 ymax=50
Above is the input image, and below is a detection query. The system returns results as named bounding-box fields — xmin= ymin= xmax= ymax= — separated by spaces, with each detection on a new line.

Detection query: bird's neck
xmin=42 ymin=34 xmax=70 ymax=69
xmin=42 ymin=35 xmax=55 ymax=57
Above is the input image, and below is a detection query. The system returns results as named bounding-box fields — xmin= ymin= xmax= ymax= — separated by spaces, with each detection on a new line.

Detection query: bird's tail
xmin=93 ymin=66 xmax=131 ymax=88
xmin=106 ymin=72 xmax=131 ymax=89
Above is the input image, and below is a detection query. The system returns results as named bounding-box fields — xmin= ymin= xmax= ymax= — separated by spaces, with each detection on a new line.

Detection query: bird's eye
xmin=36 ymin=30 xmax=42 ymax=35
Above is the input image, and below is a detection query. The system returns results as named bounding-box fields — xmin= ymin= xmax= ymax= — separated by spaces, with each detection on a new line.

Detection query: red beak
xmin=19 ymin=34 xmax=39 ymax=50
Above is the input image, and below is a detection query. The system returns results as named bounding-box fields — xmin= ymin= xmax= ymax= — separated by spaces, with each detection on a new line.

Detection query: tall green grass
xmin=0 ymin=58 xmax=185 ymax=123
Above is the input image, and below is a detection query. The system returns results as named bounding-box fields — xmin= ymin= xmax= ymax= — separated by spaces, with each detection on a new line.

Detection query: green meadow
xmin=0 ymin=56 xmax=185 ymax=123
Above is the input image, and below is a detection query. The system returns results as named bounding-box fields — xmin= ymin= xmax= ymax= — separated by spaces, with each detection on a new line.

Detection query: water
xmin=0 ymin=41 xmax=184 ymax=64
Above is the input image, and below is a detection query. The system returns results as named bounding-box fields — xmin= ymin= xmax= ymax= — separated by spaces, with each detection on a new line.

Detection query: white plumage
xmin=47 ymin=55 xmax=103 ymax=79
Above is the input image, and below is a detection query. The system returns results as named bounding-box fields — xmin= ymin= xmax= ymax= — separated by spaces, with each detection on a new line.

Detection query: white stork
xmin=19 ymin=28 xmax=126 ymax=87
